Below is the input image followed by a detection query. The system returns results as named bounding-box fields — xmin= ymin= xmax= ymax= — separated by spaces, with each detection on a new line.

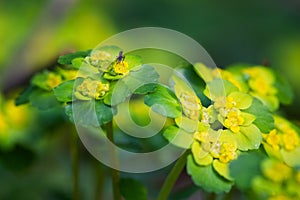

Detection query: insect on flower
xmin=116 ymin=51 xmax=125 ymax=63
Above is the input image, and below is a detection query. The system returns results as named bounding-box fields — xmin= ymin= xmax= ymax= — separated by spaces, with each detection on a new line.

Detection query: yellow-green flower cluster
xmin=75 ymin=78 xmax=109 ymax=100
xmin=262 ymin=115 xmax=300 ymax=167
xmin=252 ymin=159 xmax=300 ymax=200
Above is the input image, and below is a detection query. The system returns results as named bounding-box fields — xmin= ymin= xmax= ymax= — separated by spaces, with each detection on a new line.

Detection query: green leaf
xmin=193 ymin=63 xmax=214 ymax=82
xmin=228 ymin=92 xmax=252 ymax=110
xmin=274 ymin=72 xmax=294 ymax=105
xmin=53 ymin=80 xmax=75 ymax=102
xmin=187 ymin=155 xmax=233 ymax=193
xmin=175 ymin=116 xmax=198 ymax=133
xmin=58 ymin=49 xmax=91 ymax=65
xmin=235 ymin=124 xmax=262 ymax=151
xmin=163 ymin=126 xmax=194 ymax=149
xmin=71 ymin=57 xmax=84 ymax=69
xmin=240 ymin=112 xmax=256 ymax=126
xmin=105 ymin=65 xmax=159 ymax=106
xmin=125 ymin=54 xmax=142 ymax=70
xmin=191 ymin=141 xmax=213 ymax=166
xmin=31 ymin=71 xmax=55 ymax=91
xmin=204 ymin=79 xmax=238 ymax=101
xmin=29 ymin=89 xmax=60 ymax=110
xmin=229 ymin=151 xmax=266 ymax=190
xmin=133 ymin=83 xmax=157 ymax=95
xmin=213 ymin=160 xmax=233 ymax=181
xmin=65 ymin=101 xmax=115 ymax=127
xmin=244 ymin=98 xmax=274 ymax=133
xmin=119 ymin=178 xmax=147 ymax=200
xmin=262 ymin=142 xmax=283 ymax=161
xmin=281 ymin=147 xmax=300 ymax=167
xmin=15 ymin=85 xmax=34 ymax=106
xmin=144 ymin=84 xmax=181 ymax=118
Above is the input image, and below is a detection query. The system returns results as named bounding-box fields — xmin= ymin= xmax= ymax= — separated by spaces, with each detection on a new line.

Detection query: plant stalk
xmin=157 ymin=150 xmax=190 ymax=200
xmin=71 ymin=129 xmax=80 ymax=200
xmin=106 ymin=121 xmax=122 ymax=200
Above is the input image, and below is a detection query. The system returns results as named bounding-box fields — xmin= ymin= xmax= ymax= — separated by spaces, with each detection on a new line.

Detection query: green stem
xmin=94 ymin=161 xmax=105 ymax=200
xmin=106 ymin=121 xmax=122 ymax=200
xmin=71 ymin=129 xmax=80 ymax=200
xmin=157 ymin=150 xmax=190 ymax=200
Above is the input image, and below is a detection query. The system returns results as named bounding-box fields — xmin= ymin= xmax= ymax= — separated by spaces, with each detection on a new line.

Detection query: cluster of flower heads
xmin=164 ymin=63 xmax=299 ymax=192
xmin=252 ymin=158 xmax=300 ymax=200
xmin=15 ymin=45 xmax=299 ymax=194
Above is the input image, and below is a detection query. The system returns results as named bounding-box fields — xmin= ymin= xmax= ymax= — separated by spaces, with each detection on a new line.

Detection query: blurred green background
xmin=0 ymin=0 xmax=299 ymax=199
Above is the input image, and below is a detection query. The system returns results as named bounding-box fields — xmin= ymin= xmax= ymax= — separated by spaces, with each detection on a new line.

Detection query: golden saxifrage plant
xmin=16 ymin=46 xmax=300 ymax=200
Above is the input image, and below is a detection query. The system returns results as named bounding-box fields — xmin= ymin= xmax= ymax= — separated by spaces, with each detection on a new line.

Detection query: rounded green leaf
xmin=187 ymin=155 xmax=233 ymax=193
xmin=144 ymin=84 xmax=181 ymax=118
xmin=175 ymin=116 xmax=198 ymax=133
xmin=53 ymin=80 xmax=75 ymax=102
xmin=235 ymin=124 xmax=262 ymax=151
xmin=71 ymin=57 xmax=84 ymax=69
xmin=281 ymin=147 xmax=300 ymax=167
xmin=228 ymin=92 xmax=252 ymax=110
xmin=213 ymin=160 xmax=233 ymax=181
xmin=58 ymin=49 xmax=91 ymax=65
xmin=244 ymin=98 xmax=274 ymax=133
xmin=240 ymin=112 xmax=256 ymax=126
xmin=193 ymin=63 xmax=214 ymax=82
xmin=229 ymin=152 xmax=266 ymax=190
xmin=163 ymin=126 xmax=194 ymax=149
xmin=65 ymin=100 xmax=115 ymax=127
xmin=191 ymin=141 xmax=213 ymax=166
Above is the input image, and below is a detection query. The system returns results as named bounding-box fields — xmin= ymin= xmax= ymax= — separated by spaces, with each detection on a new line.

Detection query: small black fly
xmin=116 ymin=51 xmax=125 ymax=63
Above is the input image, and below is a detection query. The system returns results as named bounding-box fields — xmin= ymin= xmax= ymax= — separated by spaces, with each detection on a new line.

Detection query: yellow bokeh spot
xmin=264 ymin=162 xmax=292 ymax=183
xmin=0 ymin=113 xmax=8 ymax=135
xmin=282 ymin=128 xmax=299 ymax=151
xmin=268 ymin=195 xmax=292 ymax=200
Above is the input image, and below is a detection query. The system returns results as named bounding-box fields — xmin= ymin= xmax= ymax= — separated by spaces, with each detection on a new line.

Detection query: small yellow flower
xmin=46 ymin=73 xmax=62 ymax=89
xmin=219 ymin=143 xmax=237 ymax=163
xmin=113 ymin=61 xmax=129 ymax=75
xmin=179 ymin=92 xmax=201 ymax=120
xmin=194 ymin=131 xmax=208 ymax=143
xmin=224 ymin=109 xmax=244 ymax=133
xmin=76 ymin=79 xmax=109 ymax=99
xmin=263 ymin=129 xmax=280 ymax=151
xmin=282 ymin=128 xmax=299 ymax=151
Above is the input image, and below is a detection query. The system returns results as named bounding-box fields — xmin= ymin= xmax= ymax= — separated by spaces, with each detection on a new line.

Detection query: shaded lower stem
xmin=106 ymin=121 xmax=121 ymax=200
xmin=71 ymin=129 xmax=80 ymax=200
xmin=157 ymin=150 xmax=190 ymax=200
xmin=94 ymin=161 xmax=105 ymax=200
